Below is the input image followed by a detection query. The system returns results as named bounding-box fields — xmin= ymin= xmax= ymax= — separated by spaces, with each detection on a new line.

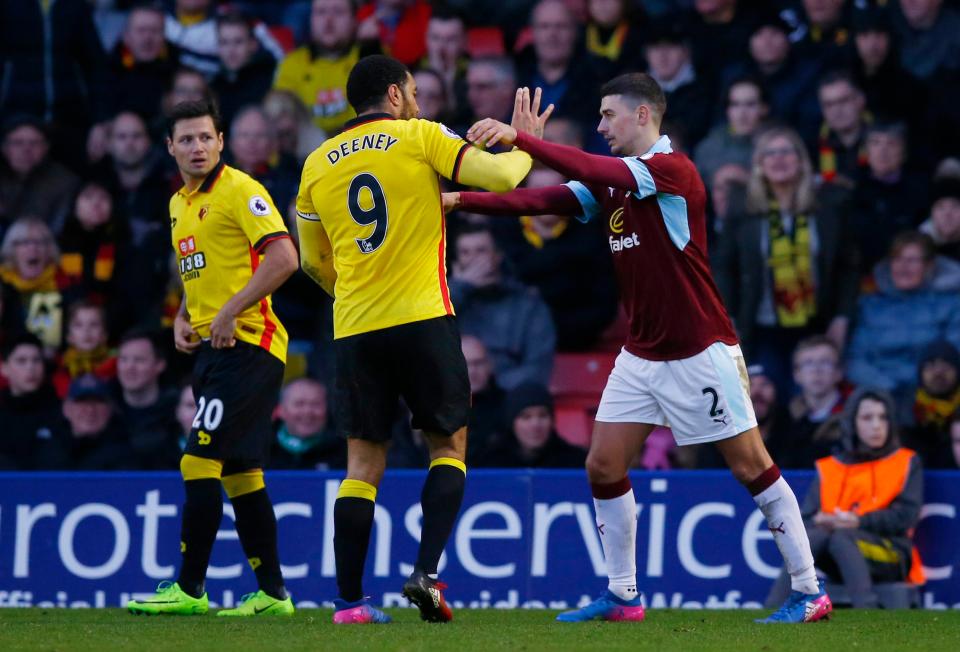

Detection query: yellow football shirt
xmin=273 ymin=45 xmax=358 ymax=133
xmin=170 ymin=161 xmax=290 ymax=362
xmin=296 ymin=114 xmax=473 ymax=339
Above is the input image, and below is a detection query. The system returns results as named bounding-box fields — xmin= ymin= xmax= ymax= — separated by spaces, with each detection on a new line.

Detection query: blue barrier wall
xmin=1 ymin=471 xmax=957 ymax=609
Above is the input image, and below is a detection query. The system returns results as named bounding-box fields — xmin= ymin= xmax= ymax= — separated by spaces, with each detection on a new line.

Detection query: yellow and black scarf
xmin=818 ymin=112 xmax=871 ymax=183
xmin=767 ymin=203 xmax=816 ymax=327
xmin=520 ymin=215 xmax=568 ymax=249
xmin=914 ymin=388 xmax=960 ymax=430
xmin=60 ymin=345 xmax=112 ymax=379
xmin=0 ymin=264 xmax=59 ymax=293
xmin=586 ymin=22 xmax=630 ymax=62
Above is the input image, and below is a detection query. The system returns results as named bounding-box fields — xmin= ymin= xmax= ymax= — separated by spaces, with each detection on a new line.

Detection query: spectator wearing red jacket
xmin=357 ymin=0 xmax=431 ymax=65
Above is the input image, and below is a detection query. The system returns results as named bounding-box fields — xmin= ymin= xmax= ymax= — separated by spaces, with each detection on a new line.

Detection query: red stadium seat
xmin=466 ymin=27 xmax=506 ymax=57
xmin=550 ymin=352 xmax=616 ymax=447
xmin=554 ymin=404 xmax=593 ymax=447
xmin=596 ymin=306 xmax=629 ymax=353
xmin=549 ymin=352 xmax=616 ymax=406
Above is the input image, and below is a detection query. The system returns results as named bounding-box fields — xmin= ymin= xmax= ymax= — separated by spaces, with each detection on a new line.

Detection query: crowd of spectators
xmin=1 ymin=0 xmax=959 ymax=474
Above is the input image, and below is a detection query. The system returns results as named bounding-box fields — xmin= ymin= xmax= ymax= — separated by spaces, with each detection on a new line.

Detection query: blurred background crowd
xmin=1 ymin=0 xmax=959 ymax=474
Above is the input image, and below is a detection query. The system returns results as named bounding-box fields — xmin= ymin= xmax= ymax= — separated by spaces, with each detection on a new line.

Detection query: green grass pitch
xmin=1 ymin=608 xmax=958 ymax=651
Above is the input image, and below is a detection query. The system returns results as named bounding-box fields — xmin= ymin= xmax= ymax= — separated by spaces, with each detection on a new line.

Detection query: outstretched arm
xmin=514 ymin=131 xmax=638 ymax=191
xmin=454 ymin=147 xmax=533 ymax=193
xmin=434 ymin=87 xmax=554 ymax=193
xmin=467 ymin=120 xmax=638 ymax=192
xmin=447 ymin=185 xmax=582 ymax=216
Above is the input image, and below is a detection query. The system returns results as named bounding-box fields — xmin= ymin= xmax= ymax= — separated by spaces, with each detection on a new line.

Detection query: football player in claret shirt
xmin=296 ymin=54 xmax=551 ymax=624
xmin=446 ymin=72 xmax=832 ymax=624
xmin=128 ymin=100 xmax=299 ymax=617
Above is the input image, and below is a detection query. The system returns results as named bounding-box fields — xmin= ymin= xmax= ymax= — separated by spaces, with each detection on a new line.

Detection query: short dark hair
xmin=793 ymin=335 xmax=840 ymax=365
xmin=346 ymin=55 xmax=410 ymax=114
xmin=118 ymin=328 xmax=165 ymax=360
xmin=217 ymin=11 xmax=253 ymax=34
xmin=166 ymin=99 xmax=222 ymax=139
xmin=600 ymin=73 xmax=667 ymax=124
xmin=1 ymin=332 xmax=43 ymax=361
xmin=890 ymin=230 xmax=936 ymax=262
xmin=128 ymin=1 xmax=164 ymax=21
xmin=725 ymin=75 xmax=769 ymax=108
xmin=413 ymin=66 xmax=446 ymax=91
xmin=817 ymin=69 xmax=861 ymax=94
xmin=866 ymin=119 xmax=908 ymax=142
xmin=454 ymin=223 xmax=497 ymax=249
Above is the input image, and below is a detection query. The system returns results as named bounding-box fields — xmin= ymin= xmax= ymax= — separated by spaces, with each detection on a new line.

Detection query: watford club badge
xmin=198 ymin=205 xmax=210 ymax=221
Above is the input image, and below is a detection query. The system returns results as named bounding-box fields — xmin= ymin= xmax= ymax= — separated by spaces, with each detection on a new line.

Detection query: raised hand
xmin=512 ymin=86 xmax=554 ymax=140
xmin=467 ymin=87 xmax=554 ymax=148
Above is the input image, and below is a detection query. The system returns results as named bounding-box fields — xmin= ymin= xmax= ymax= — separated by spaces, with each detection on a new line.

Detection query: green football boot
xmin=217 ymin=590 xmax=295 ymax=617
xmin=127 ymin=581 xmax=208 ymax=615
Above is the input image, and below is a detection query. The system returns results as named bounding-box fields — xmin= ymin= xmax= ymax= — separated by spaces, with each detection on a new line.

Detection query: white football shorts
xmin=595 ymin=342 xmax=758 ymax=446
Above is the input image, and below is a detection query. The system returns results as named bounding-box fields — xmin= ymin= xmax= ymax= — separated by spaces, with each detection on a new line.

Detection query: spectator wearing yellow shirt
xmin=273 ymin=0 xmax=380 ymax=134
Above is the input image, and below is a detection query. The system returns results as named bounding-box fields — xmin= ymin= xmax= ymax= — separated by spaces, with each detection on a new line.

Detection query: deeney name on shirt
xmin=326 ymin=133 xmax=400 ymax=165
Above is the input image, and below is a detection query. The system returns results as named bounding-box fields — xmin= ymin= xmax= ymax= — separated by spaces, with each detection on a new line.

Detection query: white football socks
xmin=593 ymin=489 xmax=639 ymax=602
xmin=753 ymin=476 xmax=819 ymax=595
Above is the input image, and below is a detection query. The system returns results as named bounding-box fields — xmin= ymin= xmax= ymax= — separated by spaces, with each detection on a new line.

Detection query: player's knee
xmin=728 ymin=462 xmax=756 ymax=485
xmin=180 ymin=454 xmax=223 ymax=481
xmin=585 ymin=450 xmax=621 ymax=484
xmin=728 ymin=454 xmax=772 ymax=486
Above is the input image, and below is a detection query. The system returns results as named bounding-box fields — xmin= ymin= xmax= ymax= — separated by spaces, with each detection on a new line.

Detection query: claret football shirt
xmin=565 ymin=136 xmax=738 ymax=360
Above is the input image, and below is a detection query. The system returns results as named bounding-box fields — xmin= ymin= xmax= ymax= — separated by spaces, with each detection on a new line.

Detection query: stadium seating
xmin=466 ymin=27 xmax=505 ymax=57
xmin=550 ymin=352 xmax=616 ymax=446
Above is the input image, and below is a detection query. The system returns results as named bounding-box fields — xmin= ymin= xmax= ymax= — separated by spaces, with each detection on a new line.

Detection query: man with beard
xmin=903 ymin=340 xmax=960 ymax=468
xmin=295 ymin=55 xmax=547 ymax=624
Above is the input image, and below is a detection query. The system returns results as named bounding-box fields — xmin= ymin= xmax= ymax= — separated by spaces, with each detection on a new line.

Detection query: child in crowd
xmin=51 ymin=301 xmax=116 ymax=398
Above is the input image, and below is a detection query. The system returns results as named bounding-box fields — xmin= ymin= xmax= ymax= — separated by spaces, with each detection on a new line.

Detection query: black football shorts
xmin=333 ymin=316 xmax=470 ymax=442
xmin=184 ymin=340 xmax=284 ymax=471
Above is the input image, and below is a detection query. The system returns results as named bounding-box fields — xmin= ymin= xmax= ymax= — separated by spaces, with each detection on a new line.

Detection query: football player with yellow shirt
xmin=296 ymin=54 xmax=553 ymax=625
xmin=128 ymin=101 xmax=299 ymax=618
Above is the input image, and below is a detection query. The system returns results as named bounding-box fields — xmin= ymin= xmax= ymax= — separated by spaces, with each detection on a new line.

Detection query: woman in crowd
xmin=479 ymin=382 xmax=586 ymax=468
xmin=714 ymin=126 xmax=860 ymax=393
xmin=766 ymin=388 xmax=925 ymax=608
xmin=0 ymin=217 xmax=75 ymax=353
